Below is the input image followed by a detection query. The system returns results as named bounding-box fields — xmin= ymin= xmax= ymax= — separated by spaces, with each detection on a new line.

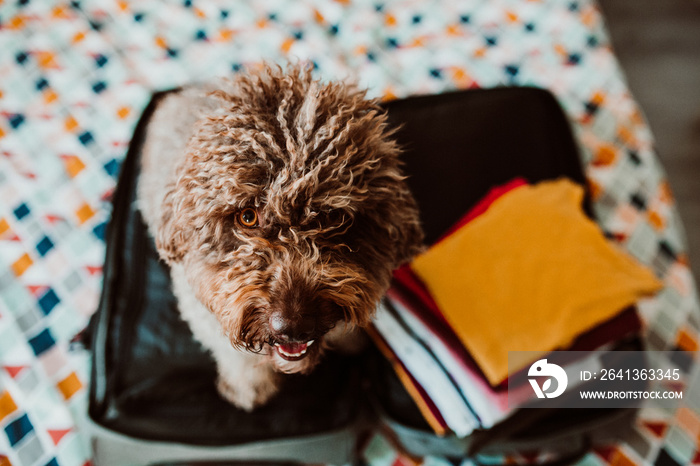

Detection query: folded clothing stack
xmin=370 ymin=178 xmax=663 ymax=438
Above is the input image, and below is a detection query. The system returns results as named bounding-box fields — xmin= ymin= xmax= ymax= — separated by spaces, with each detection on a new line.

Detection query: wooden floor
xmin=600 ymin=0 xmax=700 ymax=284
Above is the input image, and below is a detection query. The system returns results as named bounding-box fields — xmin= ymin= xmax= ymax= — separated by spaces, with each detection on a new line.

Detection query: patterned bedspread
xmin=0 ymin=1 xmax=698 ymax=465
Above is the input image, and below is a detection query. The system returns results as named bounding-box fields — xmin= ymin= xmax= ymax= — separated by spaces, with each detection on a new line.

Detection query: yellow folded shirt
xmin=411 ymin=179 xmax=663 ymax=386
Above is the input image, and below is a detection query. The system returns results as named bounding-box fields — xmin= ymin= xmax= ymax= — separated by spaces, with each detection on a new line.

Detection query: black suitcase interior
xmin=88 ymin=86 xmax=634 ymax=461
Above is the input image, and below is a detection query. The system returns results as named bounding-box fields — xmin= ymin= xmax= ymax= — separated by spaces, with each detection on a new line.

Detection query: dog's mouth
xmin=273 ymin=340 xmax=315 ymax=361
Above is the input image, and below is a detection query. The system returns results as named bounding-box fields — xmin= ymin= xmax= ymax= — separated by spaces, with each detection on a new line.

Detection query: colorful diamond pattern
xmin=0 ymin=0 xmax=699 ymax=465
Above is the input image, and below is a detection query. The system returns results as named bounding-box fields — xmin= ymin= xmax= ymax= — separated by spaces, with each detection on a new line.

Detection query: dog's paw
xmin=216 ymin=373 xmax=279 ymax=412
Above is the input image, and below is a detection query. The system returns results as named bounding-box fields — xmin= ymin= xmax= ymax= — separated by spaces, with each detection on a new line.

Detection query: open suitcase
xmin=371 ymin=89 xmax=639 ymax=463
xmin=87 ymin=86 xmax=637 ymax=465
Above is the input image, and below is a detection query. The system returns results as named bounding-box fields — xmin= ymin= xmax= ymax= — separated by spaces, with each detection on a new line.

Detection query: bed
xmin=0 ymin=1 xmax=698 ymax=465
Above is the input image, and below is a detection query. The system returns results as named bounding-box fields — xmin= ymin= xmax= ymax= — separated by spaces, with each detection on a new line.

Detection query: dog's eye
xmin=237 ymin=208 xmax=259 ymax=228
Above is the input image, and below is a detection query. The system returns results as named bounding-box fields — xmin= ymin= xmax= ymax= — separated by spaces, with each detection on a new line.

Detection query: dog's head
xmin=157 ymin=64 xmax=423 ymax=373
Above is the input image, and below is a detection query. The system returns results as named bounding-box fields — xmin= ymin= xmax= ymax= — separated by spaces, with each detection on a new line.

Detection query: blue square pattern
xmin=103 ymin=158 xmax=120 ymax=177
xmin=4 ymin=413 xmax=34 ymax=447
xmin=36 ymin=78 xmax=49 ymax=91
xmin=78 ymin=131 xmax=94 ymax=146
xmin=14 ymin=203 xmax=30 ymax=220
xmin=94 ymin=54 xmax=108 ymax=68
xmin=36 ymin=235 xmax=54 ymax=256
xmin=8 ymin=113 xmax=25 ymax=129
xmin=16 ymin=51 xmax=29 ymax=65
xmin=28 ymin=328 xmax=56 ymax=356
xmin=92 ymin=81 xmax=107 ymax=94
xmin=93 ymin=221 xmax=107 ymax=241
xmin=38 ymin=289 xmax=60 ymax=315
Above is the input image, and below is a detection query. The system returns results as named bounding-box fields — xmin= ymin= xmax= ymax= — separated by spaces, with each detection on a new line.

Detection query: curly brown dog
xmin=137 ymin=63 xmax=423 ymax=410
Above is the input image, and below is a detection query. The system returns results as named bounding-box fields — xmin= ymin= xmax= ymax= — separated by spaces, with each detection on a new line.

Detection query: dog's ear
xmin=396 ymin=218 xmax=425 ymax=267
xmin=387 ymin=184 xmax=425 ymax=268
xmin=155 ymin=185 xmax=188 ymax=264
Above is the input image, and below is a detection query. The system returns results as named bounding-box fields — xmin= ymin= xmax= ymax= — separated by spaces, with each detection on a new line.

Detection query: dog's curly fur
xmin=138 ymin=63 xmax=423 ymax=410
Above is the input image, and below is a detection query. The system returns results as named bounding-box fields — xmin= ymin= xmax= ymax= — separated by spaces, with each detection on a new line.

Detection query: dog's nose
xmin=269 ymin=311 xmax=314 ymax=342
xmin=269 ymin=312 xmax=289 ymax=335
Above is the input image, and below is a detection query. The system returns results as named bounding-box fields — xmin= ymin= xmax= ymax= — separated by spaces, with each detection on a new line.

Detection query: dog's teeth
xmin=278 ymin=347 xmax=307 ymax=357
xmin=274 ymin=341 xmax=315 ymax=358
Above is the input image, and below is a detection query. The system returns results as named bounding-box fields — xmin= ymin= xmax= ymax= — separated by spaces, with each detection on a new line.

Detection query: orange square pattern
xmin=594 ymin=144 xmax=617 ymax=166
xmin=75 ymin=203 xmax=95 ymax=224
xmin=0 ymin=391 xmax=18 ymax=423
xmin=677 ymin=328 xmax=699 ymax=352
xmin=676 ymin=406 xmax=700 ymax=441
xmin=62 ymin=155 xmax=85 ymax=178
xmin=0 ymin=218 xmax=9 ymax=236
xmin=36 ymin=51 xmax=58 ymax=69
xmin=44 ymin=89 xmax=58 ymax=104
xmin=57 ymin=372 xmax=83 ymax=400
xmin=12 ymin=253 xmax=33 ymax=277
xmin=116 ymin=107 xmax=130 ymax=119
xmin=64 ymin=115 xmax=78 ymax=132
xmin=648 ymin=210 xmax=665 ymax=231
xmin=610 ymin=449 xmax=637 ymax=466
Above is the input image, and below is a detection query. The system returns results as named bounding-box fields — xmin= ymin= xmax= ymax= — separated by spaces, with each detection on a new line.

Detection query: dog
xmin=137 ymin=63 xmax=423 ymax=411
